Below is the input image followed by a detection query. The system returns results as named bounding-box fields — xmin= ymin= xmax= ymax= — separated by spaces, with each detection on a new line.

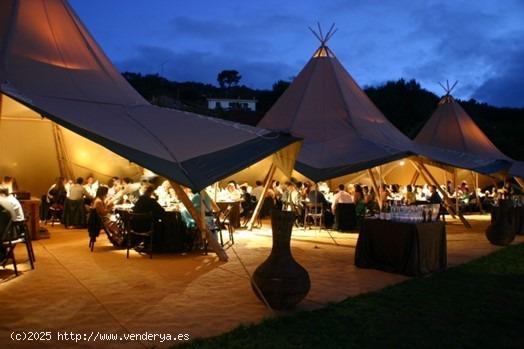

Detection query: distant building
xmin=207 ymin=98 xmax=257 ymax=112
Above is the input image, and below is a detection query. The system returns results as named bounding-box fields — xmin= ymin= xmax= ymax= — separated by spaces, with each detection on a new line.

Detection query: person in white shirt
xmin=331 ymin=184 xmax=354 ymax=213
xmin=111 ymin=177 xmax=141 ymax=204
xmin=83 ymin=176 xmax=99 ymax=198
xmin=251 ymin=181 xmax=264 ymax=202
xmin=224 ymin=181 xmax=242 ymax=201
xmin=0 ymin=188 xmax=25 ymax=222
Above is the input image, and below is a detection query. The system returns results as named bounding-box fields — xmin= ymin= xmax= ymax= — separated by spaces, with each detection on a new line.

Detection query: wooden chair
xmin=303 ymin=202 xmax=323 ymax=230
xmin=125 ymin=212 xmax=154 ymax=259
xmin=11 ymin=218 xmax=36 ymax=269
xmin=45 ymin=203 xmax=63 ymax=227
xmin=214 ymin=205 xmax=234 ymax=247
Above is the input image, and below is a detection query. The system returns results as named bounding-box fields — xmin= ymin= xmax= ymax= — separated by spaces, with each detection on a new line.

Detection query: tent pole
xmin=368 ymin=168 xmax=382 ymax=210
xmin=247 ymin=163 xmax=276 ymax=231
xmin=410 ymin=160 xmax=457 ymax=219
xmin=416 ymin=161 xmax=471 ymax=228
xmin=171 ymin=182 xmax=228 ymax=261
xmin=379 ymin=165 xmax=383 ymax=208
xmin=51 ymin=123 xmax=66 ymax=178
xmin=515 ymin=177 xmax=524 ymax=190
xmin=409 ymin=171 xmax=420 ymax=186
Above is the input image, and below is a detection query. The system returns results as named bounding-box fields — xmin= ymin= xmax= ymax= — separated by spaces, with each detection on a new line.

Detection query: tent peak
xmin=309 ymin=22 xmax=337 ymax=58
xmin=437 ymin=80 xmax=458 ymax=105
xmin=438 ymin=80 xmax=458 ymax=96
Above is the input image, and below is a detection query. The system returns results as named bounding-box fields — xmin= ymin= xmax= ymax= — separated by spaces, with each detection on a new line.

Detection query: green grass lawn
xmin=178 ymin=243 xmax=524 ymax=349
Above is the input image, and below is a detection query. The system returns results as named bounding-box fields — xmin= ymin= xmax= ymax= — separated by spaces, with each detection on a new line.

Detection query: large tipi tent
xmin=257 ymin=27 xmax=415 ymax=182
xmin=415 ymin=86 xmax=512 ymax=175
xmin=0 ymin=0 xmax=298 ymax=195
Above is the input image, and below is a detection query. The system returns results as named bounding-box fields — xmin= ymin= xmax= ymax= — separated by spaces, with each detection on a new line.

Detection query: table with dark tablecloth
xmin=491 ymin=205 xmax=524 ymax=235
xmin=153 ymin=211 xmax=193 ymax=252
xmin=355 ymin=219 xmax=447 ymax=276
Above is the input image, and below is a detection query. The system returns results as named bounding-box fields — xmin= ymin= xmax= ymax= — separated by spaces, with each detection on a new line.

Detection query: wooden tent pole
xmin=515 ymin=177 xmax=524 ymax=191
xmin=409 ymin=171 xmax=420 ymax=186
xmin=416 ymin=161 xmax=471 ymax=228
xmin=409 ymin=160 xmax=457 ymax=219
xmin=171 ymin=182 xmax=228 ymax=261
xmin=367 ymin=168 xmax=382 ymax=210
xmin=247 ymin=164 xmax=276 ymax=231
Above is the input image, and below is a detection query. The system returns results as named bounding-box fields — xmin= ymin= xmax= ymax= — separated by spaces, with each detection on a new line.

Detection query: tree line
xmin=122 ymin=72 xmax=524 ymax=160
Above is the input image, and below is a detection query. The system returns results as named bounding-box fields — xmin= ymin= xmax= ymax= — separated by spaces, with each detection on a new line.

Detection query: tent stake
xmin=247 ymin=164 xmax=276 ymax=231
xmin=171 ymin=182 xmax=228 ymax=261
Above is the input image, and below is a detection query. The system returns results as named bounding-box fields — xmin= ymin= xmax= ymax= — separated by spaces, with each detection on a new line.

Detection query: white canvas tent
xmin=0 ymin=0 xmax=299 ymax=194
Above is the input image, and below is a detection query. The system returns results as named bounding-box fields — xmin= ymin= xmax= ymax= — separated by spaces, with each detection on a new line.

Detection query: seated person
xmin=68 ymin=177 xmax=93 ymax=202
xmin=428 ymin=185 xmax=442 ymax=204
xmin=0 ymin=188 xmax=25 ymax=222
xmin=223 ymin=181 xmax=242 ymax=201
xmin=404 ymin=185 xmax=416 ymax=205
xmin=83 ymin=176 xmax=99 ymax=199
xmin=0 ymin=176 xmax=19 ymax=194
xmin=240 ymin=186 xmax=255 ymax=217
xmin=155 ymin=180 xmax=177 ymax=206
xmin=308 ymin=183 xmax=329 ymax=207
xmin=47 ymin=177 xmax=68 ymax=208
xmin=111 ymin=177 xmax=141 ymax=204
xmin=251 ymin=181 xmax=264 ymax=202
xmin=133 ymin=185 xmax=165 ymax=222
xmin=331 ymin=184 xmax=353 ymax=213
xmin=91 ymin=186 xmax=121 ymax=245
xmin=65 ymin=177 xmax=92 ymax=227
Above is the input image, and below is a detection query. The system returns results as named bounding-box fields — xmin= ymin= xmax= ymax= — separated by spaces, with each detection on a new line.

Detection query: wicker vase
xmin=251 ymin=210 xmax=310 ymax=310
xmin=486 ymin=200 xmax=516 ymax=246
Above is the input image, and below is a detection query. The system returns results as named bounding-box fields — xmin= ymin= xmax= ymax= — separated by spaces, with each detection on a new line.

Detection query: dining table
xmin=216 ymin=200 xmax=242 ymax=228
xmin=355 ymin=218 xmax=447 ymax=276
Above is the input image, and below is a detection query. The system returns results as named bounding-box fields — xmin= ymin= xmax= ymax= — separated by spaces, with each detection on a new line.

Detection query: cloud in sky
xmin=71 ymin=0 xmax=524 ymax=107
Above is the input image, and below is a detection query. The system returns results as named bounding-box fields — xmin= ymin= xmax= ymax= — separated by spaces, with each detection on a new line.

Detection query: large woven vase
xmin=486 ymin=200 xmax=516 ymax=246
xmin=251 ymin=210 xmax=310 ymax=310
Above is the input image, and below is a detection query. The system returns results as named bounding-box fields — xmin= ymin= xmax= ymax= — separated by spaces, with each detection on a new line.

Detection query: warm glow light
xmin=399 ymin=160 xmax=405 ymax=166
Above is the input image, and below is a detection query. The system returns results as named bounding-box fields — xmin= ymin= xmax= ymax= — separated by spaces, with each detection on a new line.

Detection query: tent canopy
xmin=257 ymin=30 xmax=414 ymax=182
xmin=510 ymin=161 xmax=524 ymax=179
xmin=415 ymin=93 xmax=512 ymax=174
xmin=0 ymin=93 xmax=146 ymax=195
xmin=0 ymin=0 xmax=298 ymax=191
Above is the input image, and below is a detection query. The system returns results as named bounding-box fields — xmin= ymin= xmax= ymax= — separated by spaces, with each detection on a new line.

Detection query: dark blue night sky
xmin=70 ymin=0 xmax=524 ymax=108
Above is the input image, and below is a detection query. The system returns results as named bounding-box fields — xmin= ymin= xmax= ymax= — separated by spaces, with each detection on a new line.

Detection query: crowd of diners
xmin=0 ymin=174 xmax=521 ymax=233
